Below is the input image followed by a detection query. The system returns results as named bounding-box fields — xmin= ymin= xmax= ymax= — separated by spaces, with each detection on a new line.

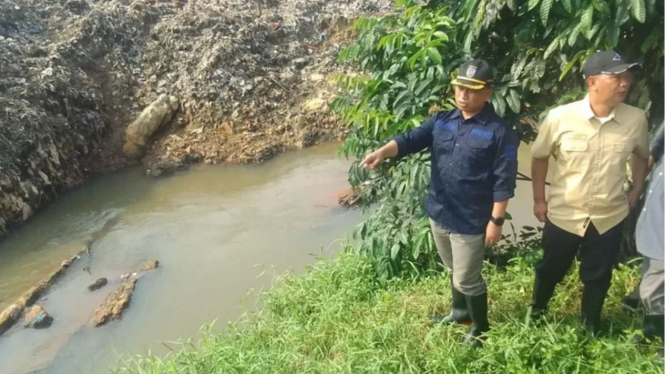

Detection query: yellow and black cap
xmin=451 ymin=59 xmax=494 ymax=90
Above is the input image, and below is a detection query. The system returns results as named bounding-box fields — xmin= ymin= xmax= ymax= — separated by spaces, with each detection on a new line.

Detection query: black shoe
xmin=431 ymin=282 xmax=471 ymax=325
xmin=463 ymin=293 xmax=489 ymax=348
xmin=581 ymin=283 xmax=610 ymax=336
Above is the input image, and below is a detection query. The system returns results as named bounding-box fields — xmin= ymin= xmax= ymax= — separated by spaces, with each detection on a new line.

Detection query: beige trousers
xmin=429 ymin=219 xmax=487 ymax=296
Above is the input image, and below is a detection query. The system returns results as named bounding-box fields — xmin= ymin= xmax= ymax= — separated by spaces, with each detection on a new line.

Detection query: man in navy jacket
xmin=360 ymin=59 xmax=519 ymax=347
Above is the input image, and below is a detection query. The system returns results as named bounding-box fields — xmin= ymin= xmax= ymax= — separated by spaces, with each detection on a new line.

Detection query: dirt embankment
xmin=0 ymin=0 xmax=393 ymax=238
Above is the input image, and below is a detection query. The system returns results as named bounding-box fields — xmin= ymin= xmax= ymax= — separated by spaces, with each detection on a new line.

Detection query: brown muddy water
xmin=0 ymin=143 xmax=538 ymax=374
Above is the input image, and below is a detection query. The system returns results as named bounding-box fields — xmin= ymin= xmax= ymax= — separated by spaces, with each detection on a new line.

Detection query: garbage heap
xmin=0 ymin=0 xmax=394 ymax=236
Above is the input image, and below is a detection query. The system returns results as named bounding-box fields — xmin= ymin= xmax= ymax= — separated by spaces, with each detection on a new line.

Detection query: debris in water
xmin=23 ymin=305 xmax=53 ymax=329
xmin=142 ymin=260 xmax=159 ymax=271
xmin=91 ymin=278 xmax=137 ymax=327
xmin=92 ymin=260 xmax=160 ymax=327
xmin=84 ymin=239 xmax=93 ymax=256
xmin=0 ymin=246 xmax=87 ymax=336
xmin=337 ymin=187 xmax=362 ymax=208
xmin=88 ymin=278 xmax=108 ymax=291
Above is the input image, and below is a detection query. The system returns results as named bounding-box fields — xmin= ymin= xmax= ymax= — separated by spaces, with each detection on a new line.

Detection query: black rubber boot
xmin=642 ymin=314 xmax=664 ymax=342
xmin=530 ymin=276 xmax=557 ymax=323
xmin=463 ymin=293 xmax=489 ymax=348
xmin=431 ymin=280 xmax=471 ymax=325
xmin=621 ymin=286 xmax=643 ymax=314
xmin=581 ymin=283 xmax=609 ymax=336
xmin=636 ymin=314 xmax=665 ymax=357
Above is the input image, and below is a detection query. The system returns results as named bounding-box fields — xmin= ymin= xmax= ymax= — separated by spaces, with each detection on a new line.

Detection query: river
xmin=0 ymin=143 xmax=538 ymax=374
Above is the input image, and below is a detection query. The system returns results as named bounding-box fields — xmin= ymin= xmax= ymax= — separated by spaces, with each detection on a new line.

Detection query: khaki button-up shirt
xmin=531 ymin=96 xmax=649 ymax=236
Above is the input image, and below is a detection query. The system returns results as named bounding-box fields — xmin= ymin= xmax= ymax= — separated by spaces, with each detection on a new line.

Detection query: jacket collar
xmin=450 ymin=102 xmax=493 ymax=125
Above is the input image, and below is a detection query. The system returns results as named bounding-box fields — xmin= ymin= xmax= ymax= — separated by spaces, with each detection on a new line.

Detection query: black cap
xmin=582 ymin=50 xmax=641 ymax=78
xmin=452 ymin=59 xmax=494 ymax=90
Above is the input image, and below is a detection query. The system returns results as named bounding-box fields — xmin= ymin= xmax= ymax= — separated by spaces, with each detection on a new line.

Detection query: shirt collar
xmin=451 ymin=102 xmax=492 ymax=125
xmin=582 ymin=95 xmax=621 ymax=124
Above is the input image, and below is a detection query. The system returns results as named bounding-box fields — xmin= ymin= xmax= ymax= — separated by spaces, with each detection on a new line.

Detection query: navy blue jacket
xmin=393 ymin=104 xmax=518 ymax=235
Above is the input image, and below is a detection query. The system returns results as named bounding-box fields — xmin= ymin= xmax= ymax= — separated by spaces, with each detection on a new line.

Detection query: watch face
xmin=493 ymin=217 xmax=504 ymax=225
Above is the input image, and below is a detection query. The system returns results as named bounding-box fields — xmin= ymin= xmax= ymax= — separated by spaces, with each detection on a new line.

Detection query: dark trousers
xmin=531 ymin=220 xmax=624 ymax=329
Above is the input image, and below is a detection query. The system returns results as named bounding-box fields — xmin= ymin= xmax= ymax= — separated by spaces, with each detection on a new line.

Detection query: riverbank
xmin=114 ymin=250 xmax=661 ymax=373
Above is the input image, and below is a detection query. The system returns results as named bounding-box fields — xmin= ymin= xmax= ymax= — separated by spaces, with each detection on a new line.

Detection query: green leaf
xmin=415 ymin=77 xmax=433 ymax=96
xmin=604 ymin=22 xmax=620 ymax=47
xmin=390 ymin=243 xmax=400 ymax=260
xmin=641 ymin=28 xmax=663 ymax=53
xmin=592 ymin=0 xmax=610 ymax=13
xmin=433 ymin=31 xmax=449 ymax=42
xmin=646 ymin=0 xmax=656 ymax=15
xmin=568 ymin=24 xmax=582 ymax=46
xmin=561 ymin=0 xmax=572 ymax=12
xmin=528 ymin=0 xmax=541 ymax=11
xmin=616 ymin=0 xmax=630 ymax=25
xmin=586 ymin=23 xmax=601 ymax=39
xmin=581 ymin=6 xmax=594 ymax=32
xmin=630 ymin=0 xmax=646 ymax=23
xmin=542 ymin=22 xmax=554 ymax=38
xmin=413 ymin=232 xmax=424 ymax=259
xmin=463 ymin=30 xmax=474 ymax=52
xmin=507 ymin=89 xmax=521 ymax=113
xmin=428 ymin=47 xmax=442 ymax=65
xmin=540 ymin=0 xmax=553 ymax=26
xmin=512 ymin=54 xmax=529 ymax=79
xmin=406 ymin=49 xmax=424 ymax=70
xmin=491 ymin=92 xmax=507 ymax=116
xmin=390 ymin=81 xmax=407 ymax=90
xmin=559 ymin=52 xmax=582 ymax=81
xmin=506 ymin=0 xmax=517 ymax=11
xmin=544 ymin=36 xmax=560 ymax=59
xmin=372 ymin=115 xmax=380 ymax=137
xmin=399 ymin=231 xmax=409 ymax=246
xmin=376 ymin=34 xmax=392 ymax=50
xmin=393 ymin=89 xmax=411 ymax=108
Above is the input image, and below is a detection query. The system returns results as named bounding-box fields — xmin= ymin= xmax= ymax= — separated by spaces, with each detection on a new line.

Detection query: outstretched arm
xmin=360 ymin=115 xmax=436 ymax=170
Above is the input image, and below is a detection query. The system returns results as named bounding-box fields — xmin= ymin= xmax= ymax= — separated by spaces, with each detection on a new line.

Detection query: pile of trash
xmin=0 ymin=0 xmax=394 ymax=237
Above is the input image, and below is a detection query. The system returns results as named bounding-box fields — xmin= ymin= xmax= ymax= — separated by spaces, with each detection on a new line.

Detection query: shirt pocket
xmin=433 ymin=129 xmax=455 ymax=156
xmin=464 ymin=136 xmax=493 ymax=169
xmin=560 ymin=133 xmax=588 ymax=152
xmin=610 ymin=141 xmax=632 ymax=153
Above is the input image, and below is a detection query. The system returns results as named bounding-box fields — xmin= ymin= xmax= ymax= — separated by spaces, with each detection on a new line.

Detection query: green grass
xmin=114 ymin=251 xmax=662 ymax=374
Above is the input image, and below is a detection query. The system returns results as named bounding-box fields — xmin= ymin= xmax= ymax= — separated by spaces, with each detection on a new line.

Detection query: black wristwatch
xmin=490 ymin=216 xmax=505 ymax=226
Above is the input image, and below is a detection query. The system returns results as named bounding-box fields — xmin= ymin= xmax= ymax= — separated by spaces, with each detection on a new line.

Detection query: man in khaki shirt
xmin=529 ymin=51 xmax=649 ymax=334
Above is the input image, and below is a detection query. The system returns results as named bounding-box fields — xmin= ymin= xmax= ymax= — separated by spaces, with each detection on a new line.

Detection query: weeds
xmin=114 ymin=251 xmax=662 ymax=374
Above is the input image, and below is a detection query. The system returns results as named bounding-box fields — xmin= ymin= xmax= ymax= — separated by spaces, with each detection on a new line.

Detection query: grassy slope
xmin=115 ymin=249 xmax=663 ymax=374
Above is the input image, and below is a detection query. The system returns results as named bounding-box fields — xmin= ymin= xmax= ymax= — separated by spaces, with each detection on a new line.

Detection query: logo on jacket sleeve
xmin=504 ymin=144 xmax=518 ymax=161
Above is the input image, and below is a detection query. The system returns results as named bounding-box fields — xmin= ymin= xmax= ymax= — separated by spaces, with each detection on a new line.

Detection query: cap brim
xmin=602 ymin=62 xmax=641 ymax=74
xmin=451 ymin=79 xmax=485 ymax=90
